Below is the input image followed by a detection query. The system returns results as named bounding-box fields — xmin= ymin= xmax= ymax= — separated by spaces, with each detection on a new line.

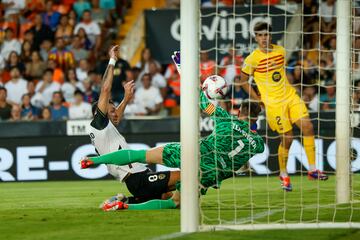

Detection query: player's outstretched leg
xmin=101 ymin=191 xmax=180 ymax=211
xmin=80 ymin=149 xmax=147 ymax=169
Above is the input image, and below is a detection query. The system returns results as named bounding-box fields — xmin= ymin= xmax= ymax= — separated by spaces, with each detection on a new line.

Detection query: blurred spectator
xmin=200 ymin=51 xmax=216 ymax=81
xmin=69 ymin=35 xmax=89 ymax=61
xmin=40 ymin=106 xmax=52 ymax=120
xmin=68 ymin=9 xmax=78 ymax=28
xmin=91 ymin=0 xmax=107 ymax=26
xmin=69 ymin=89 xmax=92 ymax=119
xmin=83 ymin=78 xmax=99 ymax=103
xmin=73 ymin=0 xmax=92 ymax=19
xmin=30 ymin=14 xmax=54 ymax=51
xmin=55 ymin=15 xmax=74 ymax=44
xmin=124 ymin=95 xmax=147 ymax=116
xmin=9 ymin=104 xmax=21 ymax=122
xmin=219 ymin=48 xmax=243 ymax=85
xmin=74 ymin=10 xmax=101 ymax=51
xmin=320 ymin=81 xmax=336 ymax=110
xmin=27 ymin=81 xmax=36 ymax=99
xmin=47 ymin=59 xmax=65 ymax=84
xmin=164 ymin=72 xmax=180 ymax=115
xmin=87 ymin=70 xmax=101 ymax=93
xmin=148 ymin=61 xmax=166 ymax=97
xmin=5 ymin=67 xmax=28 ymax=105
xmin=0 ymin=87 xmax=12 ymax=121
xmin=134 ymin=73 xmax=163 ymax=116
xmin=48 ymin=37 xmax=75 ymax=71
xmin=50 ymin=91 xmax=68 ymax=120
xmin=41 ymin=0 xmax=61 ymax=31
xmin=33 ymin=68 xmax=61 ymax=107
xmin=25 ymin=51 xmax=47 ymax=81
xmin=319 ymin=0 xmax=336 ymax=42
xmin=288 ymin=64 xmax=312 ymax=92
xmin=39 ymin=39 xmax=53 ymax=62
xmin=21 ymin=40 xmax=33 ymax=63
xmin=302 ymin=86 xmax=319 ymax=112
xmin=166 ymin=0 xmax=180 ymax=8
xmin=6 ymin=51 xmax=26 ymax=74
xmin=23 ymin=30 xmax=35 ymax=46
xmin=202 ymin=0 xmax=225 ymax=7
xmin=227 ymin=75 xmax=248 ymax=115
xmin=303 ymin=0 xmax=319 ymax=48
xmin=76 ymin=59 xmax=89 ymax=81
xmin=319 ymin=59 xmax=333 ymax=83
xmin=2 ymin=0 xmax=26 ymax=19
xmin=21 ymin=93 xmax=40 ymax=120
xmin=0 ymin=28 xmax=21 ymax=60
xmin=61 ymin=68 xmax=83 ymax=103
xmin=77 ymin=27 xmax=92 ymax=50
xmin=136 ymin=48 xmax=160 ymax=75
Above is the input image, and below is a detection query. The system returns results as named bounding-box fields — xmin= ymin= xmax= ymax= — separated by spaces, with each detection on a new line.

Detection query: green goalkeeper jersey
xmin=198 ymin=91 xmax=264 ymax=188
xmin=163 ymin=91 xmax=265 ymax=194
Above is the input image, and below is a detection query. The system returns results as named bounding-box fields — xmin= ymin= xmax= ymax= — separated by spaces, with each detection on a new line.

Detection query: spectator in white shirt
xmin=2 ymin=0 xmax=26 ymax=19
xmin=74 ymin=10 xmax=101 ymax=52
xmin=148 ymin=61 xmax=167 ymax=89
xmin=5 ymin=66 xmax=28 ymax=104
xmin=33 ymin=68 xmax=61 ymax=107
xmin=76 ymin=59 xmax=89 ymax=82
xmin=148 ymin=60 xmax=167 ymax=98
xmin=0 ymin=28 xmax=21 ymax=60
xmin=69 ymin=89 xmax=92 ymax=119
xmin=134 ymin=73 xmax=163 ymax=116
xmin=319 ymin=0 xmax=336 ymax=33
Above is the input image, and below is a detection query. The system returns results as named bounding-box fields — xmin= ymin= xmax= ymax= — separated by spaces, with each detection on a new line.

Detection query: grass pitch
xmin=1 ymin=175 xmax=359 ymax=240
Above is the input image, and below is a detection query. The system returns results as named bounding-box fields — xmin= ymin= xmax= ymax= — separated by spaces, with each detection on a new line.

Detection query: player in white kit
xmin=88 ymin=45 xmax=180 ymax=207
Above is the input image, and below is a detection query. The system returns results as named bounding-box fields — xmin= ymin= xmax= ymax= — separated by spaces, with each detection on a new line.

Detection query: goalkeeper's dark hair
xmin=240 ymin=100 xmax=261 ymax=120
xmin=254 ymin=22 xmax=272 ymax=33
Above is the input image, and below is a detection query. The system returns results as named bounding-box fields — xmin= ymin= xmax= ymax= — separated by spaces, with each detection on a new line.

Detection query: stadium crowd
xmin=0 ymin=0 xmax=359 ymax=122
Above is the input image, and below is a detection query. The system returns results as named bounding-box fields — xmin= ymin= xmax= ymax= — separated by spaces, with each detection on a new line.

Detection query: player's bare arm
xmin=97 ymin=45 xmax=119 ymax=114
xmin=239 ymin=72 xmax=261 ymax=102
xmin=114 ymin=80 xmax=135 ymax=125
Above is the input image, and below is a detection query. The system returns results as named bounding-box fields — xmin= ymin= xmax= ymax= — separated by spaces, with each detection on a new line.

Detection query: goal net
xmin=182 ymin=0 xmax=360 ymax=231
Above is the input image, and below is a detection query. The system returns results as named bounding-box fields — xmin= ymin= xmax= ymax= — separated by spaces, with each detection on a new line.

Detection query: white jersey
xmin=89 ymin=109 xmax=147 ymax=181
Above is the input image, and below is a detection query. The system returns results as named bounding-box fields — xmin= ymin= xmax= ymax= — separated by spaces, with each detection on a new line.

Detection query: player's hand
xmin=109 ymin=45 xmax=120 ymax=61
xmin=123 ymin=80 xmax=135 ymax=103
xmin=171 ymin=51 xmax=181 ymax=74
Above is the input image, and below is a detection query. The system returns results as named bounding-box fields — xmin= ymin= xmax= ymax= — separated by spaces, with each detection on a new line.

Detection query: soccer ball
xmin=202 ymin=75 xmax=228 ymax=100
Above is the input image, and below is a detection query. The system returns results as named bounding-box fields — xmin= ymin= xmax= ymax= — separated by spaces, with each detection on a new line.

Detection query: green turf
xmin=1 ymin=175 xmax=359 ymax=240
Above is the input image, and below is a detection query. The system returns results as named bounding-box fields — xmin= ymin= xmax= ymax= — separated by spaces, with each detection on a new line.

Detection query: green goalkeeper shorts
xmin=162 ymin=143 xmax=218 ymax=195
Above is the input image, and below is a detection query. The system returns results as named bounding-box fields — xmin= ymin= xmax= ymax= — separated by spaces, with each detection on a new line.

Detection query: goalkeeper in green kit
xmin=80 ymin=52 xmax=265 ymax=211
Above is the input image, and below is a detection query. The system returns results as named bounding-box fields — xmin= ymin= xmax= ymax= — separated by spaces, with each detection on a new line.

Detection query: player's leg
xmin=102 ymin=191 xmax=180 ymax=211
xmin=80 ymin=146 xmax=165 ymax=168
xmin=290 ymin=95 xmax=328 ymax=180
xmin=266 ymin=104 xmax=293 ymax=191
xmin=278 ymin=130 xmax=294 ymax=191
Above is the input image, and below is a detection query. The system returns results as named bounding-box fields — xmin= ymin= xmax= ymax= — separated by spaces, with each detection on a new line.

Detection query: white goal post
xmin=180 ymin=0 xmax=200 ymax=233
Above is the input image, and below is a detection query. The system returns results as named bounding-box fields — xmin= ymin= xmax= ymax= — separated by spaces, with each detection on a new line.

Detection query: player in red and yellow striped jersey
xmin=240 ymin=22 xmax=328 ymax=191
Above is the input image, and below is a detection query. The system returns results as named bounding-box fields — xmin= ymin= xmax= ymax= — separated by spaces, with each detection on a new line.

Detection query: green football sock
xmin=89 ymin=149 xmax=147 ymax=165
xmin=127 ymin=199 xmax=177 ymax=210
